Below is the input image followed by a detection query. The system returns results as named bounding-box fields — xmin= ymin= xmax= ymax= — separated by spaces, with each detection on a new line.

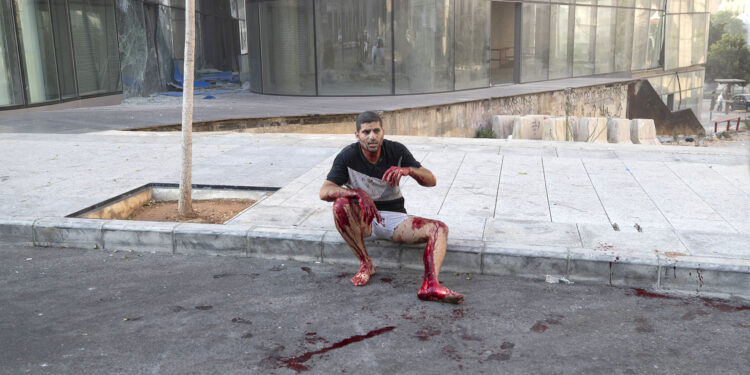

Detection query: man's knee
xmin=332 ymin=197 xmax=351 ymax=218
xmin=434 ymin=220 xmax=448 ymax=236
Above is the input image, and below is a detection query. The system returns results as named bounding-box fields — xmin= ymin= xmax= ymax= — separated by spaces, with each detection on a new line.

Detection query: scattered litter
xmin=25 ymin=258 xmax=32 ymax=261
xmin=612 ymin=223 xmax=620 ymax=231
xmin=545 ymin=275 xmax=574 ymax=285
xmin=87 ymin=287 xmax=96 ymax=291
xmin=634 ymin=223 xmax=642 ymax=232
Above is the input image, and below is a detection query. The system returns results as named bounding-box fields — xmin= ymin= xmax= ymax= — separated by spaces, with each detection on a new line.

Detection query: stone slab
xmin=482 ymin=242 xmax=569 ymax=279
xmin=630 ymin=119 xmax=660 ymax=145
xmin=495 ymin=155 xmax=551 ymax=221
xmin=34 ymin=217 xmax=105 ymax=249
xmin=576 ymin=117 xmax=608 ymax=143
xmin=512 ymin=115 xmax=547 ymax=140
xmin=399 ymin=239 xmax=482 ymax=274
xmin=173 ymin=223 xmax=250 ymax=257
xmin=658 ymin=255 xmax=750 ymax=297
xmin=581 ymin=158 xmax=671 ymax=229
xmin=543 ymin=157 xmax=610 ymax=225
xmin=491 ymin=115 xmax=516 ymax=139
xmin=676 ymin=231 xmax=750 ymax=259
xmin=606 ymin=118 xmax=633 ymax=144
xmin=321 ymin=231 xmax=401 ymax=269
xmin=0 ymin=217 xmax=35 ymax=245
xmin=483 ymin=219 xmax=581 ymax=248
xmin=102 ymin=220 xmax=177 ymax=253
xmin=542 ymin=117 xmax=575 ymax=141
xmin=248 ymin=226 xmax=325 ymax=262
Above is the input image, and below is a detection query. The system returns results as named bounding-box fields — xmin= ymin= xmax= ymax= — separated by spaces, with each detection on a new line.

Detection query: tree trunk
xmin=178 ymin=0 xmax=196 ymax=217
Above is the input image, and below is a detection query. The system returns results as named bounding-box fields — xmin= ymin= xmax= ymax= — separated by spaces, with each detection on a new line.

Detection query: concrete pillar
xmin=606 ymin=118 xmax=633 ymax=144
xmin=512 ymin=115 xmax=547 ymax=140
xmin=576 ymin=117 xmax=608 ymax=143
xmin=492 ymin=115 xmax=517 ymax=139
xmin=630 ymin=119 xmax=661 ymax=145
xmin=543 ymin=117 xmax=576 ymax=141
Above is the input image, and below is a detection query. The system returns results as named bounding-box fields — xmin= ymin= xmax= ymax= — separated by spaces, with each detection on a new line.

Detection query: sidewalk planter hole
xmin=68 ymin=183 xmax=278 ymax=224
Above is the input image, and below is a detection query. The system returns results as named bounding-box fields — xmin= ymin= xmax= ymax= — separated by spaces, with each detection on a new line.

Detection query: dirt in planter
xmin=128 ymin=199 xmax=256 ymax=224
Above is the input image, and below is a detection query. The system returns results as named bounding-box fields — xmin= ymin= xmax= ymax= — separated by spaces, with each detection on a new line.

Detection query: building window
xmin=15 ymin=0 xmax=62 ymax=104
xmin=454 ymin=0 xmax=489 ymax=90
xmin=393 ymin=0 xmax=454 ymax=94
xmin=69 ymin=0 xmax=121 ymax=96
xmin=315 ymin=0 xmax=392 ymax=95
xmin=0 ymin=0 xmax=24 ymax=107
xmin=520 ymin=2 xmax=549 ymax=82
xmin=258 ymin=0 xmax=316 ymax=95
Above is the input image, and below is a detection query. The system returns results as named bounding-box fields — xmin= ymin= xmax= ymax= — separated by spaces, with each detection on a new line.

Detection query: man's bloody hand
xmin=382 ymin=166 xmax=411 ymax=187
xmin=353 ymin=189 xmax=382 ymax=224
xmin=330 ymin=189 xmax=382 ymax=224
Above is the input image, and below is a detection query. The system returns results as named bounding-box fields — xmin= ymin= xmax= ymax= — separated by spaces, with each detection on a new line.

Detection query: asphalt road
xmin=1 ymin=245 xmax=749 ymax=375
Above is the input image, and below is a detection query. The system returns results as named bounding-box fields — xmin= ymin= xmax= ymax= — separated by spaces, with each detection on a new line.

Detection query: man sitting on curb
xmin=319 ymin=111 xmax=464 ymax=304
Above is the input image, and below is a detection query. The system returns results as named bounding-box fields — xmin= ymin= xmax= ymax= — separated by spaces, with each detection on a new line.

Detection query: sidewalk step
xmin=2 ymin=217 xmax=748 ymax=299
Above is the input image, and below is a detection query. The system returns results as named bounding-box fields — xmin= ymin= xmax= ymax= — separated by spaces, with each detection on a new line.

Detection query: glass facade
xmin=1 ymin=0 xmax=712 ymax=109
xmin=0 ymin=0 xmax=121 ymax=109
xmin=69 ymin=0 xmax=121 ymax=96
xmin=0 ymin=0 xmax=24 ymax=107
xmin=648 ymin=69 xmax=704 ymax=118
xmin=454 ymin=0 xmax=489 ymax=90
xmin=259 ymin=0 xmax=316 ymax=95
xmin=393 ymin=0 xmax=454 ymax=94
xmin=316 ymin=0 xmax=392 ymax=95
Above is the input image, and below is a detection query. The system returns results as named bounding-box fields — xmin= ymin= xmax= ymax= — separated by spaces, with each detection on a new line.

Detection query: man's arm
xmin=408 ymin=166 xmax=436 ymax=187
xmin=319 ymin=180 xmax=382 ymax=224
xmin=382 ymin=166 xmax=436 ymax=187
xmin=319 ymin=180 xmax=355 ymax=201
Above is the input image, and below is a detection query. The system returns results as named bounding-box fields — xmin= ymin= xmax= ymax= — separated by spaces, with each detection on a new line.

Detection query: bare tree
xmin=178 ymin=0 xmax=196 ymax=217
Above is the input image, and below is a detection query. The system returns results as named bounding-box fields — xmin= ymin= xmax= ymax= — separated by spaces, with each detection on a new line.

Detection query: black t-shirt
xmin=326 ymin=139 xmax=421 ymax=213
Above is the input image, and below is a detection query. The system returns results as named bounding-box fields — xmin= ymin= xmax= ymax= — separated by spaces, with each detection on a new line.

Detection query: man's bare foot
xmin=351 ymin=263 xmax=376 ymax=286
xmin=417 ymin=280 xmax=464 ymax=304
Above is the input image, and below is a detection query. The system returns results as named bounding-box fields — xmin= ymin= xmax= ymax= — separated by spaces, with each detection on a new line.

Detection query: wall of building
xmin=114 ymin=0 xmax=240 ymax=98
xmin=176 ymin=82 xmax=630 ymax=138
xmin=0 ymin=0 xmax=122 ymax=110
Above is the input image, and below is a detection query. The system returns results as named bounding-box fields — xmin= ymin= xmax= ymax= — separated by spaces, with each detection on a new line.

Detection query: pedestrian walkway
xmin=1 ymin=130 xmax=748 ymax=298
xmin=0 ymin=76 xmax=632 ymax=134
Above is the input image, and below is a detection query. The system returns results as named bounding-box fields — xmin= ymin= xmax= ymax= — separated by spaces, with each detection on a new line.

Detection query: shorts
xmin=366 ymin=211 xmax=409 ymax=240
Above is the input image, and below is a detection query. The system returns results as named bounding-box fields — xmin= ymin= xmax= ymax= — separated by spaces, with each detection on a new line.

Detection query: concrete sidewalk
xmin=1 ymin=130 xmax=749 ymax=298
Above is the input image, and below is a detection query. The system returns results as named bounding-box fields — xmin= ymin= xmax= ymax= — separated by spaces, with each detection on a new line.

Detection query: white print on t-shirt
xmin=346 ymin=167 xmax=402 ymax=202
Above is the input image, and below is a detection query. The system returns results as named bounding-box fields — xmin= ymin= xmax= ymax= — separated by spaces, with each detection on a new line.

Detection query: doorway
xmin=490 ymin=1 xmax=517 ymax=85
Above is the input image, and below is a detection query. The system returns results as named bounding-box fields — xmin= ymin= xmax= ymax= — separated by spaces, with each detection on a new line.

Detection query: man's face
xmin=356 ymin=121 xmax=384 ymax=154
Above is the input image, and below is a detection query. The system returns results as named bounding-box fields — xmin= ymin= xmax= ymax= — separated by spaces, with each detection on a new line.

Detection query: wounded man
xmin=319 ymin=111 xmax=464 ymax=304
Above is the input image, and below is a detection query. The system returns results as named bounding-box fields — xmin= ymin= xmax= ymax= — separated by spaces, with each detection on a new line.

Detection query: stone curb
xmin=1 ymin=217 xmax=749 ymax=298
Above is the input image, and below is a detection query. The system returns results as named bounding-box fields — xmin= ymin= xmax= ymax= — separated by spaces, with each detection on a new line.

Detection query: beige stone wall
xmin=382 ymin=82 xmax=628 ymax=138
xmin=172 ymin=82 xmax=630 ymax=138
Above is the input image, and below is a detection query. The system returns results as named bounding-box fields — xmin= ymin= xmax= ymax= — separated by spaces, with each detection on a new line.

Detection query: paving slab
xmin=1 ymin=131 xmax=749 ymax=298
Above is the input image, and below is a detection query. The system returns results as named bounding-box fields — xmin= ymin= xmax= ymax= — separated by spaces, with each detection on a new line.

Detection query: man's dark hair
xmin=356 ymin=111 xmax=382 ymax=132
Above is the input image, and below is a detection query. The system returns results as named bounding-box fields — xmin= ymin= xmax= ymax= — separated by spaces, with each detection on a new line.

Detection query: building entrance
xmin=490 ymin=1 xmax=517 ymax=85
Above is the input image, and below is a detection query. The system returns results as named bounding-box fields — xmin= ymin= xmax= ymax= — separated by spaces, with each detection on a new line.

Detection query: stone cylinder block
xmin=630 ymin=119 xmax=661 ymax=145
xmin=576 ymin=117 xmax=608 ymax=143
xmin=492 ymin=115 xmax=518 ymax=139
xmin=512 ymin=115 xmax=548 ymax=140
xmin=606 ymin=118 xmax=633 ymax=144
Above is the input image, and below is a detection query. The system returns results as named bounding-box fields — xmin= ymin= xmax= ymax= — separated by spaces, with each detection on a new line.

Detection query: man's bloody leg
xmin=412 ymin=219 xmax=465 ymax=304
xmin=332 ymin=197 xmax=375 ymax=286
